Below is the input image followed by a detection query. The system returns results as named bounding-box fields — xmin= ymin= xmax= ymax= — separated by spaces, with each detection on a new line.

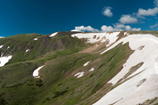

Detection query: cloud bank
xmin=150 ymin=23 xmax=158 ymax=28
xmin=71 ymin=24 xmax=141 ymax=32
xmin=137 ymin=7 xmax=158 ymax=17
xmin=71 ymin=26 xmax=99 ymax=32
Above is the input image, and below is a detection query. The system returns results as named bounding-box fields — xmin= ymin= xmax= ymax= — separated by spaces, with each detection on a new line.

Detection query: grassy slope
xmin=0 ymin=32 xmax=133 ymax=105
xmin=32 ymin=43 xmax=132 ymax=105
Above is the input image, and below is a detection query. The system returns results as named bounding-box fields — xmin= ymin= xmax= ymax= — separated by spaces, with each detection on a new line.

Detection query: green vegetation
xmin=142 ymin=97 xmax=158 ymax=105
xmin=0 ymin=32 xmax=133 ymax=105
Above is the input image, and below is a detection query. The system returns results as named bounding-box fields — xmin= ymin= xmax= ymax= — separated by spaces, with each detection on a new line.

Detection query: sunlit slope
xmin=0 ymin=31 xmax=158 ymax=105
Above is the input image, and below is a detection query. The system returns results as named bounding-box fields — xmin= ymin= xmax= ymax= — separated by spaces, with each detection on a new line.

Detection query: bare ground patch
xmin=138 ymin=46 xmax=144 ymax=50
xmin=137 ymin=78 xmax=146 ymax=87
xmin=140 ymin=97 xmax=158 ymax=105
xmin=117 ymin=62 xmax=144 ymax=83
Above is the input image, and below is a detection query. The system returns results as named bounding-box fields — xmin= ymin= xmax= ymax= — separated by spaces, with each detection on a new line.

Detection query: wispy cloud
xmin=154 ymin=0 xmax=158 ymax=6
xmin=119 ymin=15 xmax=138 ymax=24
xmin=102 ymin=6 xmax=113 ymax=17
xmin=150 ymin=23 xmax=158 ymax=28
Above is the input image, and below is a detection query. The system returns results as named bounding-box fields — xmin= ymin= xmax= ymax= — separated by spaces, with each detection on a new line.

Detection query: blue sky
xmin=0 ymin=0 xmax=158 ymax=37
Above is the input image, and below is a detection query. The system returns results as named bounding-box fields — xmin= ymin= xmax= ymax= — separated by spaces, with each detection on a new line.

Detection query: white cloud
xmin=101 ymin=25 xmax=118 ymax=32
xmin=0 ymin=36 xmax=4 ymax=38
xmin=114 ymin=23 xmax=125 ymax=29
xmin=71 ymin=25 xmax=141 ymax=32
xmin=124 ymin=25 xmax=141 ymax=31
xmin=125 ymin=25 xmax=131 ymax=31
xmin=71 ymin=26 xmax=99 ymax=32
xmin=132 ymin=28 xmax=141 ymax=31
xmin=150 ymin=23 xmax=158 ymax=28
xmin=102 ymin=7 xmax=113 ymax=17
xmin=137 ymin=7 xmax=158 ymax=16
xmin=119 ymin=15 xmax=138 ymax=24
xmin=154 ymin=0 xmax=158 ymax=6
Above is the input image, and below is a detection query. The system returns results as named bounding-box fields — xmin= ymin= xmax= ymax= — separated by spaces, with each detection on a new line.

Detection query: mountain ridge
xmin=0 ymin=31 xmax=158 ymax=105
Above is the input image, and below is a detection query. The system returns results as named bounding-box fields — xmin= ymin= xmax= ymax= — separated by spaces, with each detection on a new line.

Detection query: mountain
xmin=0 ymin=31 xmax=158 ymax=105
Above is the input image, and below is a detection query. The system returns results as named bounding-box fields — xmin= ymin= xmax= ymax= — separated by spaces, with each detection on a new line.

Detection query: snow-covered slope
xmin=1 ymin=31 xmax=158 ymax=105
xmin=0 ymin=55 xmax=12 ymax=67
xmin=33 ymin=65 xmax=44 ymax=78
xmin=94 ymin=34 xmax=158 ymax=105
xmin=71 ymin=32 xmax=121 ymax=47
xmin=49 ymin=32 xmax=58 ymax=37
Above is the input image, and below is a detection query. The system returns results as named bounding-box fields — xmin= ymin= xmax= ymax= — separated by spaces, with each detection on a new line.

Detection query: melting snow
xmin=89 ymin=67 xmax=95 ymax=72
xmin=25 ymin=49 xmax=30 ymax=52
xmin=74 ymin=72 xmax=84 ymax=78
xmin=33 ymin=65 xmax=44 ymax=78
xmin=49 ymin=32 xmax=58 ymax=37
xmin=34 ymin=38 xmax=38 ymax=40
xmin=0 ymin=45 xmax=3 ymax=48
xmin=0 ymin=55 xmax=12 ymax=67
xmin=84 ymin=61 xmax=90 ymax=66
xmin=71 ymin=32 xmax=120 ymax=47
xmin=94 ymin=34 xmax=158 ymax=105
xmin=7 ymin=46 xmax=10 ymax=49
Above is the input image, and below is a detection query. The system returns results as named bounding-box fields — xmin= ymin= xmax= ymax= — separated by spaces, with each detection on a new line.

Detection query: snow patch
xmin=89 ymin=67 xmax=95 ymax=72
xmin=7 ymin=46 xmax=10 ymax=49
xmin=71 ymin=32 xmax=120 ymax=47
xmin=0 ymin=55 xmax=12 ymax=67
xmin=34 ymin=38 xmax=38 ymax=40
xmin=84 ymin=61 xmax=90 ymax=66
xmin=49 ymin=32 xmax=58 ymax=37
xmin=0 ymin=45 xmax=3 ymax=48
xmin=74 ymin=72 xmax=84 ymax=78
xmin=33 ymin=65 xmax=44 ymax=78
xmin=26 ymin=49 xmax=30 ymax=52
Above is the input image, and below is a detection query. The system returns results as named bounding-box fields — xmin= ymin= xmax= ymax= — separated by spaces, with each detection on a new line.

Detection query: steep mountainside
xmin=0 ymin=31 xmax=158 ymax=105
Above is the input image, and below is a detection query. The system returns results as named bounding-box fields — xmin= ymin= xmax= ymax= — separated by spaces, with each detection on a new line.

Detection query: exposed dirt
xmin=137 ymin=78 xmax=146 ymax=87
xmin=138 ymin=46 xmax=144 ymax=50
xmin=117 ymin=62 xmax=144 ymax=83
xmin=106 ymin=32 xmax=113 ymax=34
xmin=117 ymin=31 xmax=127 ymax=41
xmin=140 ymin=97 xmax=158 ymax=105
xmin=78 ymin=41 xmax=109 ymax=54
xmin=93 ymin=35 xmax=96 ymax=39
xmin=97 ymin=36 xmax=100 ymax=40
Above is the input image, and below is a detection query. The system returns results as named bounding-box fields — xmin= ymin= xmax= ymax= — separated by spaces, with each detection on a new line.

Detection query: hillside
xmin=0 ymin=31 xmax=158 ymax=105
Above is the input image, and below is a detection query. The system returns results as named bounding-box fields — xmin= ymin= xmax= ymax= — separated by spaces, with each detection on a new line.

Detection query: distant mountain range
xmin=0 ymin=31 xmax=158 ymax=105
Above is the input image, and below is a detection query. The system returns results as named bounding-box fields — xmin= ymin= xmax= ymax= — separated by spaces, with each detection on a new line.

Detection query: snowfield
xmin=0 ymin=45 xmax=3 ymax=48
xmin=49 ymin=32 xmax=58 ymax=37
xmin=34 ymin=38 xmax=38 ymax=40
xmin=7 ymin=46 xmax=10 ymax=49
xmin=84 ymin=61 xmax=90 ymax=66
xmin=71 ymin=32 xmax=120 ymax=47
xmin=89 ymin=67 xmax=95 ymax=72
xmin=33 ymin=65 xmax=44 ymax=78
xmin=74 ymin=72 xmax=84 ymax=78
xmin=94 ymin=34 xmax=158 ymax=105
xmin=25 ymin=49 xmax=30 ymax=52
xmin=0 ymin=55 xmax=12 ymax=67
